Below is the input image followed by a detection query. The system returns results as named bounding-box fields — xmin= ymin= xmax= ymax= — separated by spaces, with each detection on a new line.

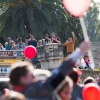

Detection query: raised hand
xmin=79 ymin=41 xmax=91 ymax=55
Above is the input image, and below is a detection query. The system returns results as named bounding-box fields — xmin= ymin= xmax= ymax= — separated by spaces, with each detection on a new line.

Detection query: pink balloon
xmin=82 ymin=83 xmax=100 ymax=100
xmin=62 ymin=0 xmax=91 ymax=17
xmin=24 ymin=45 xmax=37 ymax=59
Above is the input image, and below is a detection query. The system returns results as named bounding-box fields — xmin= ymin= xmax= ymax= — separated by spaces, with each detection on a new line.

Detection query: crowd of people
xmin=0 ymin=32 xmax=94 ymax=69
xmin=0 ymin=40 xmax=99 ymax=100
xmin=0 ymin=32 xmax=61 ymax=50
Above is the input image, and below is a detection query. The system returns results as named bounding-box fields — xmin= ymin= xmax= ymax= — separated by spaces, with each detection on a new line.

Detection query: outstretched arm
xmin=22 ymin=41 xmax=91 ymax=99
xmin=45 ymin=41 xmax=90 ymax=91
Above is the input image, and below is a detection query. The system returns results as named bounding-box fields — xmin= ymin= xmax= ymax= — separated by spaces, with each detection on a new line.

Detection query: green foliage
xmin=0 ymin=0 xmax=83 ymax=44
xmin=84 ymin=1 xmax=100 ymax=41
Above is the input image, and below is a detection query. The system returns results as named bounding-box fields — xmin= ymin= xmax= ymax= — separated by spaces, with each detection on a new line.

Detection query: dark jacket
xmin=28 ymin=40 xmax=37 ymax=47
xmin=21 ymin=59 xmax=75 ymax=99
xmin=21 ymin=50 xmax=82 ymax=99
xmin=71 ymin=84 xmax=83 ymax=100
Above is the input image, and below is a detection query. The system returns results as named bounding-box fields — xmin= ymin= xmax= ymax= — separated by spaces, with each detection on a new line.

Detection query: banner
xmin=0 ymin=59 xmax=24 ymax=66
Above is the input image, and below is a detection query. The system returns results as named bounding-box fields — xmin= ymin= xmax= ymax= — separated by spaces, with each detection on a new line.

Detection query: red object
xmin=77 ymin=70 xmax=82 ymax=76
xmin=13 ymin=85 xmax=28 ymax=92
xmin=62 ymin=0 xmax=91 ymax=17
xmin=24 ymin=45 xmax=37 ymax=59
xmin=84 ymin=59 xmax=90 ymax=64
xmin=82 ymin=83 xmax=100 ymax=100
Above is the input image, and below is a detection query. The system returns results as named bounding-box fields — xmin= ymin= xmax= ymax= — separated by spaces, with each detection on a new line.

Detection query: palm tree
xmin=0 ymin=0 xmax=83 ymax=43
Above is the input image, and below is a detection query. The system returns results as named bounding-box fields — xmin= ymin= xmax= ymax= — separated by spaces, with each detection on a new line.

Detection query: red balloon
xmin=24 ymin=46 xmax=37 ymax=59
xmin=82 ymin=83 xmax=100 ymax=100
xmin=62 ymin=0 xmax=91 ymax=17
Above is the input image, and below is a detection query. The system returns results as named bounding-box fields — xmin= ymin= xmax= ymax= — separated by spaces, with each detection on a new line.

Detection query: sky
xmin=95 ymin=0 xmax=100 ymax=2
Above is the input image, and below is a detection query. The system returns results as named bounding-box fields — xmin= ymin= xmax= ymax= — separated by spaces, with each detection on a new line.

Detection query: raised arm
xmin=72 ymin=32 xmax=76 ymax=43
xmin=72 ymin=32 xmax=75 ymax=37
xmin=22 ymin=41 xmax=91 ymax=99
xmin=45 ymin=41 xmax=90 ymax=91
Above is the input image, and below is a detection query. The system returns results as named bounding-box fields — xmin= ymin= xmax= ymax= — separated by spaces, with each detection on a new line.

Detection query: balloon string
xmin=79 ymin=17 xmax=95 ymax=68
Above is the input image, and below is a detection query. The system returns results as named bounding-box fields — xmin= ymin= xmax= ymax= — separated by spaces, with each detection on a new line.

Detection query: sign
xmin=0 ymin=50 xmax=24 ymax=57
xmin=0 ymin=67 xmax=10 ymax=74
xmin=0 ymin=59 xmax=24 ymax=66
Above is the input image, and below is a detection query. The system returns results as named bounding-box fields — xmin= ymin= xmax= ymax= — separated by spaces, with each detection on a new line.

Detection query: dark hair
xmin=58 ymin=82 xmax=69 ymax=94
xmin=25 ymin=34 xmax=31 ymax=39
xmin=83 ymin=77 xmax=95 ymax=85
xmin=58 ymin=76 xmax=73 ymax=95
xmin=44 ymin=34 xmax=49 ymax=38
xmin=69 ymin=72 xmax=78 ymax=83
xmin=18 ymin=38 xmax=22 ymax=41
xmin=84 ymin=55 xmax=89 ymax=58
xmin=9 ymin=62 xmax=34 ymax=85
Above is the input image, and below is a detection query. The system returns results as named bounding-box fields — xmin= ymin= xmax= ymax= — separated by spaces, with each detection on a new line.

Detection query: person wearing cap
xmin=69 ymin=68 xmax=83 ymax=100
xmin=9 ymin=41 xmax=90 ymax=99
xmin=16 ymin=38 xmax=26 ymax=50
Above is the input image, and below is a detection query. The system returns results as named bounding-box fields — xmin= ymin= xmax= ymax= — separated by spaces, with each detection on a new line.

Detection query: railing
xmin=0 ymin=50 xmax=24 ymax=58
xmin=80 ymin=70 xmax=100 ymax=83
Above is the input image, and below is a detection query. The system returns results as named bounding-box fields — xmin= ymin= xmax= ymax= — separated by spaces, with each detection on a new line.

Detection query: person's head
xmin=30 ymin=35 xmax=34 ymax=40
xmin=7 ymin=37 xmax=12 ymax=41
xmin=9 ymin=62 xmax=35 ymax=86
xmin=18 ymin=38 xmax=22 ymax=45
xmin=10 ymin=41 xmax=15 ymax=47
xmin=68 ymin=37 xmax=72 ymax=42
xmin=84 ymin=55 xmax=89 ymax=60
xmin=83 ymin=77 xmax=95 ymax=85
xmin=44 ymin=34 xmax=49 ymax=39
xmin=58 ymin=76 xmax=73 ymax=100
xmin=5 ymin=42 xmax=8 ymax=46
xmin=0 ymin=43 xmax=3 ymax=49
xmin=69 ymin=68 xmax=82 ymax=84
xmin=2 ymin=91 xmax=25 ymax=100
xmin=38 ymin=40 xmax=42 ymax=46
xmin=51 ymin=32 xmax=56 ymax=38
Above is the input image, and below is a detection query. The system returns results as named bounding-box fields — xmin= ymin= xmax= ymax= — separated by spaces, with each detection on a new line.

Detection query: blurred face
xmin=51 ymin=33 xmax=55 ymax=38
xmin=11 ymin=42 xmax=15 ymax=47
xmin=68 ymin=38 xmax=72 ymax=42
xmin=30 ymin=35 xmax=34 ymax=40
xmin=0 ymin=44 xmax=2 ymax=48
xmin=59 ymin=85 xmax=72 ymax=100
xmin=20 ymin=70 xmax=35 ymax=86
xmin=39 ymin=41 xmax=42 ymax=45
xmin=45 ymin=36 xmax=48 ymax=39
xmin=84 ymin=57 xmax=89 ymax=60
xmin=19 ymin=40 xmax=22 ymax=44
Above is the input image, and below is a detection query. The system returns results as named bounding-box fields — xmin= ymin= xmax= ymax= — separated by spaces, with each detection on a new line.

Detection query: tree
xmin=0 ymin=0 xmax=83 ymax=44
xmin=84 ymin=1 xmax=100 ymax=41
